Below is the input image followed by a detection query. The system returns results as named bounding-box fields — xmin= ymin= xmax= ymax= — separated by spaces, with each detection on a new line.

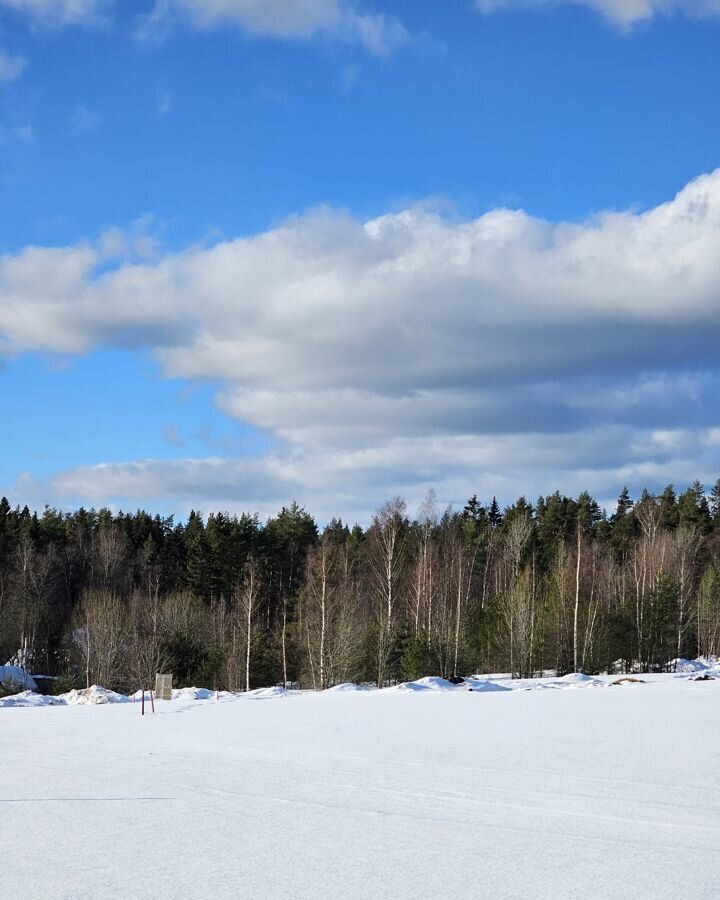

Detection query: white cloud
xmin=1 ymin=0 xmax=409 ymax=54
xmin=0 ymin=0 xmax=110 ymax=27
xmin=156 ymin=88 xmax=173 ymax=117
xmin=474 ymin=0 xmax=720 ymax=28
xmin=0 ymin=50 xmax=27 ymax=82
xmin=12 ymin=122 xmax=34 ymax=141
xmin=1 ymin=170 xmax=720 ymax=517
xmin=340 ymin=63 xmax=360 ymax=90
xmin=70 ymin=104 xmax=101 ymax=133
xmin=0 ymin=121 xmax=34 ymax=143
xmin=140 ymin=0 xmax=409 ymax=54
xmin=9 ymin=423 xmax=720 ymax=523
xmin=342 ymin=10 xmax=409 ymax=56
xmin=159 ymin=0 xmax=343 ymax=35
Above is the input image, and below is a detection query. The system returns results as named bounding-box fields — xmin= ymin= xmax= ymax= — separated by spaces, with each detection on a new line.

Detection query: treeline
xmin=1 ymin=481 xmax=720 ymax=693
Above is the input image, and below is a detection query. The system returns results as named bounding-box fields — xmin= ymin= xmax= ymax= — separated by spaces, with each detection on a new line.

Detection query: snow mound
xmin=672 ymin=658 xmax=707 ymax=673
xmin=672 ymin=657 xmax=720 ymax=675
xmin=59 ymin=685 xmax=129 ymax=705
xmin=246 ymin=686 xmax=288 ymax=700
xmin=172 ymin=687 xmax=217 ymax=701
xmin=463 ymin=678 xmax=512 ymax=692
xmin=391 ymin=677 xmax=462 ymax=692
xmin=523 ymin=673 xmax=606 ymax=691
xmin=0 ymin=690 xmax=60 ymax=708
xmin=556 ymin=673 xmax=606 ymax=688
xmin=328 ymin=683 xmax=375 ymax=692
xmin=559 ymin=672 xmax=596 ymax=683
xmin=390 ymin=676 xmax=513 ymax=693
xmin=0 ymin=665 xmax=38 ymax=692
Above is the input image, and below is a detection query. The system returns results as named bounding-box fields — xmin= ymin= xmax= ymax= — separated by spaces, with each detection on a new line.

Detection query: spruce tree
xmin=659 ymin=484 xmax=679 ymax=530
xmin=488 ymin=497 xmax=502 ymax=528
xmin=678 ymin=481 xmax=712 ymax=532
xmin=710 ymin=478 xmax=720 ymax=523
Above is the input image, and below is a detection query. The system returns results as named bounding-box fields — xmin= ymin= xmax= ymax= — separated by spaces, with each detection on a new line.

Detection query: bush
xmin=0 ymin=677 xmax=24 ymax=698
xmin=400 ymin=636 xmax=432 ymax=681
xmin=53 ymin=673 xmax=81 ymax=695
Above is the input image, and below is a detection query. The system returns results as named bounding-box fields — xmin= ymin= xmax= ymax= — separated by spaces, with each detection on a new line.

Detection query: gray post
xmin=155 ymin=673 xmax=173 ymax=700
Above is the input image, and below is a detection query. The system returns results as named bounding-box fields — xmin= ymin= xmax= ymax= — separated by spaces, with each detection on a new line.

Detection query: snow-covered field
xmin=3 ymin=669 xmax=720 ymax=900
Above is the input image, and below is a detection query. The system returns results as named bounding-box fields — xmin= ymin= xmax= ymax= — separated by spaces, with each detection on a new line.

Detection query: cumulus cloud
xmin=153 ymin=0 xmax=344 ymax=35
xmin=0 ymin=50 xmax=26 ymax=82
xmin=2 ymin=170 xmax=720 ymax=518
xmin=0 ymin=0 xmax=110 ymax=28
xmin=140 ymin=0 xmax=409 ymax=55
xmin=0 ymin=0 xmax=408 ymax=53
xmin=474 ymin=0 xmax=720 ymax=28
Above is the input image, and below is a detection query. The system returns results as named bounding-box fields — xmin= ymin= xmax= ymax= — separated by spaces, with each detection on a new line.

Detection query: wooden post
xmin=150 ymin=688 xmax=155 ymax=714
xmin=141 ymin=689 xmax=145 ymax=716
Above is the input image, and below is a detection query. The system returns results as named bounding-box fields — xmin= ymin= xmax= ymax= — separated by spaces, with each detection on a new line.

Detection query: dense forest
xmin=1 ymin=480 xmax=720 ymax=694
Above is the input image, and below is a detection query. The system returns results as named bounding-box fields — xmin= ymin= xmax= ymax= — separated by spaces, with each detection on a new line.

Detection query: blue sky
xmin=0 ymin=0 xmax=719 ymax=522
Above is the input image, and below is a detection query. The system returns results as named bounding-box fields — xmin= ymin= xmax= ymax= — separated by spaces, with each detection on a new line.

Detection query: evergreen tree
xmin=678 ymin=481 xmax=712 ymax=532
xmin=183 ymin=510 xmax=210 ymax=602
xmin=463 ymin=495 xmax=487 ymax=523
xmin=323 ymin=517 xmax=350 ymax=545
xmin=710 ymin=478 xmax=720 ymax=523
xmin=610 ymin=486 xmax=636 ymax=559
xmin=576 ymin=491 xmax=601 ymax=530
xmin=659 ymin=484 xmax=679 ymax=530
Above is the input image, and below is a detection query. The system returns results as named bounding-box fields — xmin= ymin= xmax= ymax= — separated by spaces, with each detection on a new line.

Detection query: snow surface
xmin=0 ymin=689 xmax=62 ymax=708
xmin=3 ymin=671 xmax=720 ymax=899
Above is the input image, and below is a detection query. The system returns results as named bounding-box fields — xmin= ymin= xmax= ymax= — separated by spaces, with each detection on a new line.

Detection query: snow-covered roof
xmin=0 ymin=665 xmax=38 ymax=692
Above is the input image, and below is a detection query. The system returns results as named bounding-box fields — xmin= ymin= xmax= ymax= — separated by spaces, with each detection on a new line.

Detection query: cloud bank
xmin=0 ymin=1 xmax=408 ymax=55
xmin=140 ymin=0 xmax=409 ymax=55
xmin=0 ymin=0 xmax=110 ymax=28
xmin=475 ymin=0 xmax=720 ymax=28
xmin=2 ymin=170 xmax=720 ymax=519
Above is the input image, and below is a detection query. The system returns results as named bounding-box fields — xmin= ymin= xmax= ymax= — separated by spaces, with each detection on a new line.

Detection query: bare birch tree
xmin=368 ymin=498 xmax=406 ymax=686
xmin=696 ymin=566 xmax=720 ymax=658
xmin=236 ymin=557 xmax=260 ymax=692
xmin=670 ymin=526 xmax=702 ymax=666
xmin=72 ymin=589 xmax=127 ymax=690
xmin=501 ymin=516 xmax=534 ymax=677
